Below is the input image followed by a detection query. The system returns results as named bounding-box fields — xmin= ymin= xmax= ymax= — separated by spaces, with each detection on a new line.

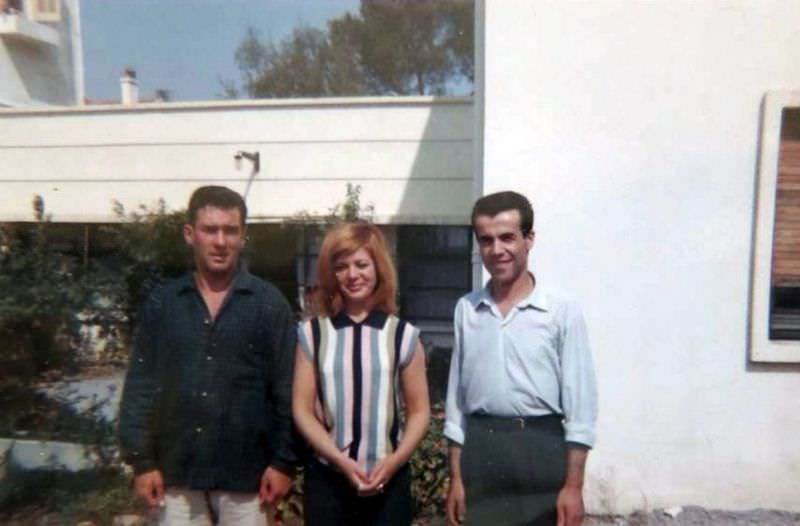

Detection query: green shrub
xmin=102 ymin=199 xmax=190 ymax=331
xmin=0 ymin=467 xmax=143 ymax=524
xmin=411 ymin=404 xmax=449 ymax=519
xmin=0 ymin=197 xmax=93 ymax=380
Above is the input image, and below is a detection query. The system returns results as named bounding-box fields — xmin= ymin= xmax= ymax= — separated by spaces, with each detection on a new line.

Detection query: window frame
xmin=750 ymin=91 xmax=800 ymax=362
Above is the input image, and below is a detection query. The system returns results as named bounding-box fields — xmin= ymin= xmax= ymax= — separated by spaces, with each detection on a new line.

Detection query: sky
xmin=80 ymin=0 xmax=360 ymax=102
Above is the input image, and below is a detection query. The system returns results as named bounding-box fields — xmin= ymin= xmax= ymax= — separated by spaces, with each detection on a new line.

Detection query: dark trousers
xmin=303 ymin=459 xmax=412 ymax=526
xmin=462 ymin=414 xmax=567 ymax=526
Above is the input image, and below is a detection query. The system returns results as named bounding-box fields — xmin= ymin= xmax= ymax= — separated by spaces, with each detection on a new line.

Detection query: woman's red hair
xmin=314 ymin=222 xmax=398 ymax=318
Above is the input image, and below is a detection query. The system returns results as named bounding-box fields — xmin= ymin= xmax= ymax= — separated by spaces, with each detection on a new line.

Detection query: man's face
xmin=474 ymin=210 xmax=534 ymax=287
xmin=183 ymin=206 xmax=245 ymax=277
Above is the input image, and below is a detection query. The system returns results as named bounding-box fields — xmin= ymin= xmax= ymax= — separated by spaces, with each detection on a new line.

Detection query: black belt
xmin=467 ymin=413 xmax=563 ymax=432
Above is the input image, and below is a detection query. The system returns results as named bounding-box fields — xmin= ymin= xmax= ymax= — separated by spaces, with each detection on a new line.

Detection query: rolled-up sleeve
xmin=560 ymin=302 xmax=598 ymax=448
xmin=444 ymin=300 xmax=467 ymax=445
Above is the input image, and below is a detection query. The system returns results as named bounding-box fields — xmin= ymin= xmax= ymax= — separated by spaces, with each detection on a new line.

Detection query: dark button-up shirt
xmin=119 ymin=269 xmax=298 ymax=492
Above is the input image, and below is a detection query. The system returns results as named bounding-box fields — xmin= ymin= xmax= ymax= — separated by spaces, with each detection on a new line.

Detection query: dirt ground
xmin=5 ymin=507 xmax=800 ymax=525
xmin=584 ymin=506 xmax=800 ymax=526
xmin=410 ymin=507 xmax=800 ymax=526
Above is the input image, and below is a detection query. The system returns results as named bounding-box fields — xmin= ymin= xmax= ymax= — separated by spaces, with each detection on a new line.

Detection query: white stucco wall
xmin=0 ymin=0 xmax=82 ymax=107
xmin=480 ymin=0 xmax=800 ymax=513
xmin=0 ymin=97 xmax=473 ymax=224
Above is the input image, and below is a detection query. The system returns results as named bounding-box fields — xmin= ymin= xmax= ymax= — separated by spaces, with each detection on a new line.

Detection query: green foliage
xmin=276 ymin=472 xmax=305 ymax=523
xmin=410 ymin=404 xmax=449 ymax=519
xmin=334 ymin=0 xmax=474 ymax=95
xmin=290 ymin=182 xmax=375 ymax=227
xmin=0 ymin=382 xmax=114 ymax=446
xmin=235 ymin=25 xmax=350 ymax=99
xmin=102 ymin=199 xmax=189 ymax=328
xmin=0 ymin=379 xmax=136 ymax=523
xmin=331 ymin=182 xmax=375 ymax=223
xmin=0 ymin=197 xmax=91 ymax=379
xmin=0 ymin=467 xmax=143 ymax=525
xmin=230 ymin=0 xmax=474 ymax=98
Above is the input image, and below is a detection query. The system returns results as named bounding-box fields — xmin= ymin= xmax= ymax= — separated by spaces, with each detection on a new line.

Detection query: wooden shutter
xmin=771 ymin=109 xmax=800 ymax=287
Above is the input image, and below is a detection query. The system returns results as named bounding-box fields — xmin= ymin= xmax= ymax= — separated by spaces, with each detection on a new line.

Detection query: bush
xmin=0 ymin=197 xmax=94 ymax=380
xmin=411 ymin=404 xmax=449 ymax=519
xmin=0 ymin=467 xmax=144 ymax=525
xmin=102 ymin=199 xmax=190 ymax=331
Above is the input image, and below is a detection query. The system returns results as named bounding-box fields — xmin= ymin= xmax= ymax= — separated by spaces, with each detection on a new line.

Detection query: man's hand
xmin=556 ymin=485 xmax=584 ymax=526
xmin=133 ymin=469 xmax=164 ymax=508
xmin=446 ymin=475 xmax=466 ymax=526
xmin=259 ymin=467 xmax=293 ymax=506
xmin=558 ymin=446 xmax=589 ymax=526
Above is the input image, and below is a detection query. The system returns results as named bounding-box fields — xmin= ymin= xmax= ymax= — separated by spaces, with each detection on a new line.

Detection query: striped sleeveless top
xmin=297 ymin=310 xmax=421 ymax=471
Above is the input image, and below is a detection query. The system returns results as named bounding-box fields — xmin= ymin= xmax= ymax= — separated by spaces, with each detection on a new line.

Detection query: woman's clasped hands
xmin=337 ymin=452 xmax=401 ymax=497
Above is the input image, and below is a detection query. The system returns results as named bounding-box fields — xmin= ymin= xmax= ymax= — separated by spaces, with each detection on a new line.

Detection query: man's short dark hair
xmin=471 ymin=191 xmax=534 ymax=236
xmin=187 ymin=186 xmax=247 ymax=226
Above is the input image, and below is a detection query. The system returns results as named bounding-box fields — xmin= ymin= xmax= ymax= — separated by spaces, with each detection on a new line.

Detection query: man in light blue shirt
xmin=445 ymin=191 xmax=597 ymax=526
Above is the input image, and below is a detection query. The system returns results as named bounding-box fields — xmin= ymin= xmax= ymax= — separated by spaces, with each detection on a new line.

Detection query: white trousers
xmin=157 ymin=488 xmax=271 ymax=526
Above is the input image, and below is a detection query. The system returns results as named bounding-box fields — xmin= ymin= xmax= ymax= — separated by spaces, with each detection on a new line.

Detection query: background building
xmin=0 ymin=0 xmax=83 ymax=107
xmin=1 ymin=0 xmax=800 ymax=514
xmin=0 ymin=95 xmax=474 ymax=347
xmin=476 ymin=0 xmax=800 ymax=513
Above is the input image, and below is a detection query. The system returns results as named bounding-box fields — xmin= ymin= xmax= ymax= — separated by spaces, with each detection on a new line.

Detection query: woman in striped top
xmin=293 ymin=222 xmax=430 ymax=526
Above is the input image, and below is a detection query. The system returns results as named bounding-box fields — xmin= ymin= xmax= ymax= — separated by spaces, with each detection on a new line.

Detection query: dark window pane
xmin=397 ymin=226 xmax=471 ymax=325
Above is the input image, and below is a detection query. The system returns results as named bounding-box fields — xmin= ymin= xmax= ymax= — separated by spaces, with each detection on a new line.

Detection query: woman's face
xmin=334 ymin=247 xmax=378 ymax=308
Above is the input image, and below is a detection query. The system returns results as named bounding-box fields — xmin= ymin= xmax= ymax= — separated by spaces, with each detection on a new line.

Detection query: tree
xmin=234 ymin=26 xmax=341 ymax=98
xmin=229 ymin=0 xmax=473 ymax=98
xmin=0 ymin=197 xmax=119 ymax=379
xmin=332 ymin=0 xmax=472 ymax=95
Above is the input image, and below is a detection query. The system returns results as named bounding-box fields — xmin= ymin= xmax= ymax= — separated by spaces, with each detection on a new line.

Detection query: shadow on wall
xmin=394 ymin=99 xmax=473 ymax=224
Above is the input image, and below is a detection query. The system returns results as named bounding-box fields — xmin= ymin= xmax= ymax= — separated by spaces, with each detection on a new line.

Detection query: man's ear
xmin=526 ymin=230 xmax=535 ymax=251
xmin=183 ymin=223 xmax=194 ymax=247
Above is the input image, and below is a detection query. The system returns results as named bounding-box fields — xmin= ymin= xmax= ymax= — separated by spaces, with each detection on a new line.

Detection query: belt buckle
xmin=513 ymin=417 xmax=526 ymax=430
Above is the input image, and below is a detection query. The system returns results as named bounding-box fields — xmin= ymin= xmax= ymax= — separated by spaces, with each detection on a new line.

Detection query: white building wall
xmin=480 ymin=0 xmax=800 ymax=513
xmin=0 ymin=97 xmax=473 ymax=224
xmin=0 ymin=0 xmax=82 ymax=106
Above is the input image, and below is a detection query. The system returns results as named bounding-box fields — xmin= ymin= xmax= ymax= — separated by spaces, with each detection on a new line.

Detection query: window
xmin=750 ymin=92 xmax=800 ymax=362
xmin=769 ymin=108 xmax=800 ymax=340
xmin=292 ymin=224 xmax=471 ymax=345
xmin=25 ymin=0 xmax=59 ymax=22
xmin=397 ymin=225 xmax=471 ymax=344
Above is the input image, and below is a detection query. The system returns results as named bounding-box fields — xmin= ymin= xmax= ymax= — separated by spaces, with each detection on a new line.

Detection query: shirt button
xmin=196 ymin=427 xmax=203 ymax=433
xmin=206 ymin=355 xmax=213 ymax=361
xmin=203 ymin=319 xmax=210 ymax=326
xmin=201 ymin=392 xmax=207 ymax=398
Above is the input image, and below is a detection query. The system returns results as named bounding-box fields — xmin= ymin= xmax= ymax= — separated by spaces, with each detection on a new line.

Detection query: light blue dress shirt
xmin=444 ymin=280 xmax=598 ymax=447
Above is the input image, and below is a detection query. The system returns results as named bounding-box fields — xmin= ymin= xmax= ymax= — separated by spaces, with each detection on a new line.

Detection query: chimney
xmin=154 ymin=89 xmax=170 ymax=103
xmin=120 ymin=68 xmax=138 ymax=105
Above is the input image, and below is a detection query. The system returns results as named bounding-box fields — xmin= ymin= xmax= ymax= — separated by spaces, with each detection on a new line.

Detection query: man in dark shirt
xmin=119 ymin=186 xmax=297 ymax=525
